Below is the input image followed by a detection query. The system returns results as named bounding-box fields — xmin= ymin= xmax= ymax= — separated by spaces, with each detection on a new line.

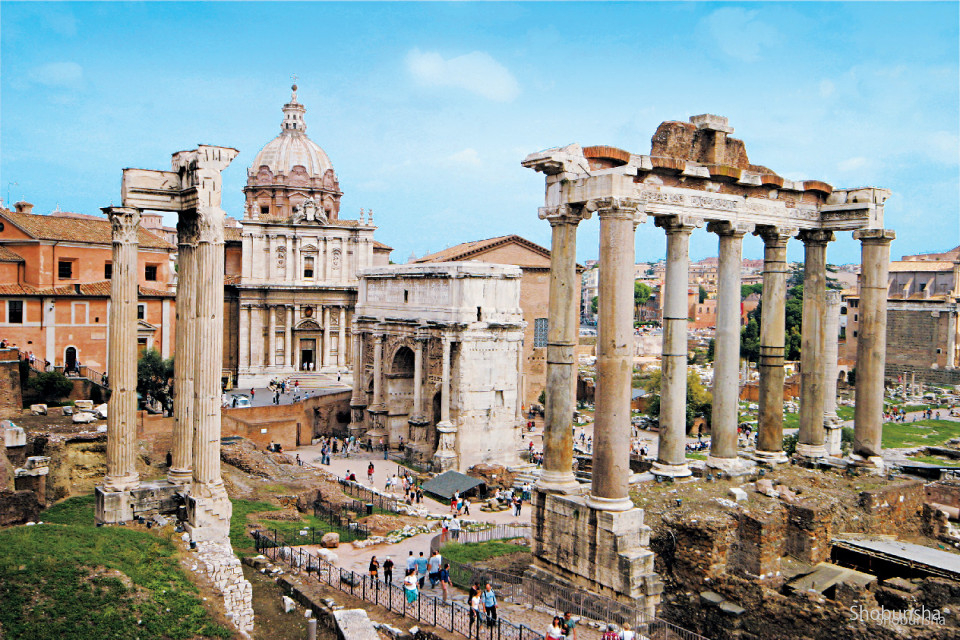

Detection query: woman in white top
xmin=619 ymin=623 xmax=635 ymax=640
xmin=546 ymin=616 xmax=564 ymax=640
xmin=403 ymin=569 xmax=419 ymax=606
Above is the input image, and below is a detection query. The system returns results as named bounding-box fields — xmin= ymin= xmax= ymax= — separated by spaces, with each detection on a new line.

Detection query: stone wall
xmin=925 ymin=479 xmax=960 ymax=510
xmin=785 ymin=502 xmax=833 ymax=564
xmin=0 ymin=488 xmax=41 ymax=525
xmin=0 ymin=353 xmax=22 ymax=418
xmin=857 ymin=480 xmax=925 ymax=533
xmin=884 ymin=363 xmax=960 ymax=386
xmin=222 ymin=390 xmax=351 ymax=450
xmin=730 ymin=509 xmax=786 ymax=583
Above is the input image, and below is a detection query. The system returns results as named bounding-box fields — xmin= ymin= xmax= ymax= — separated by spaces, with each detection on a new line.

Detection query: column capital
xmin=797 ymin=229 xmax=835 ymax=246
xmin=754 ymin=225 xmax=797 ymax=246
xmin=853 ymin=228 xmax=896 ymax=244
xmin=103 ymin=207 xmax=141 ymax=244
xmin=654 ymin=214 xmax=702 ymax=234
xmin=707 ymin=220 xmax=754 ymax=237
xmin=539 ymin=203 xmax=591 ymax=226
xmin=595 ymin=197 xmax=646 ymax=226
xmin=373 ymin=332 xmax=386 ymax=342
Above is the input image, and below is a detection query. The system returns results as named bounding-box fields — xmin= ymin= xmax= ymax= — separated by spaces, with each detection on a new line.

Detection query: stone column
xmin=652 ymin=216 xmax=698 ymax=478
xmin=823 ymin=290 xmax=843 ymax=456
xmin=169 ymin=213 xmax=197 ymax=485
xmin=102 ymin=207 xmax=141 ymax=494
xmin=852 ymin=229 xmax=895 ymax=468
xmin=707 ymin=222 xmax=751 ymax=472
xmin=187 ymin=200 xmax=232 ymax=541
xmin=267 ymin=305 xmax=276 ymax=369
xmin=250 ymin=306 xmax=263 ymax=369
xmin=411 ymin=336 xmax=425 ymax=420
xmin=372 ymin=333 xmax=384 ymax=406
xmin=348 ymin=326 xmax=367 ymax=437
xmin=588 ymin=198 xmax=640 ymax=511
xmin=797 ymin=230 xmax=834 ymax=459
xmin=284 ymin=306 xmax=293 ymax=368
xmin=322 ymin=306 xmax=331 ymax=367
xmin=238 ymin=305 xmax=251 ymax=371
xmin=267 ymin=235 xmax=275 ymax=280
xmin=433 ymin=333 xmax=458 ymax=471
xmin=292 ymin=236 xmax=300 ymax=280
xmin=338 ymin=306 xmax=347 ymax=368
xmin=538 ymin=203 xmax=591 ymax=494
xmin=754 ymin=227 xmax=793 ymax=461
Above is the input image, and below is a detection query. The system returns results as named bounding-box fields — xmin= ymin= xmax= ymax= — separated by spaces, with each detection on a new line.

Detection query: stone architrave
xmin=851 ymin=229 xmax=895 ymax=469
xmin=96 ymin=207 xmax=141 ymax=524
xmin=754 ymin=227 xmax=794 ymax=462
xmin=588 ymin=198 xmax=641 ymax=511
xmin=169 ymin=215 xmax=197 ymax=486
xmin=538 ymin=203 xmax=592 ymax=494
xmin=652 ymin=216 xmax=699 ymax=478
xmin=823 ymin=289 xmax=844 ymax=456
xmin=707 ymin=221 xmax=753 ymax=473
xmin=796 ymin=229 xmax=834 ymax=459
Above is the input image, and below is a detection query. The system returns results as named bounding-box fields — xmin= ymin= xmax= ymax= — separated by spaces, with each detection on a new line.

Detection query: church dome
xmin=249 ymin=84 xmax=334 ymax=179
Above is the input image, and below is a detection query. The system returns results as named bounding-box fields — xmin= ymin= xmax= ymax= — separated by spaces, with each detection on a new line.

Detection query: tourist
xmin=482 ymin=583 xmax=497 ymax=626
xmin=368 ymin=462 xmax=375 ymax=484
xmin=601 ymin=624 xmax=620 ymax=640
xmin=562 ymin=612 xmax=578 ymax=640
xmin=295 ymin=454 xmax=301 ymax=466
xmin=383 ymin=556 xmax=394 ymax=584
xmin=461 ymin=498 xmax=471 ymax=516
xmin=546 ymin=617 xmax=564 ymax=640
xmin=403 ymin=569 xmax=419 ymax=608
xmin=415 ymin=551 xmax=428 ymax=589
xmin=468 ymin=584 xmax=482 ymax=635
xmin=416 ymin=487 xmax=423 ymax=504
xmin=451 ymin=495 xmax=459 ymax=515
xmin=368 ymin=555 xmax=380 ymax=580
xmin=449 ymin=516 xmax=461 ymax=541
xmin=427 ymin=549 xmax=442 ymax=588
xmin=514 ymin=494 xmax=523 ymax=517
xmin=406 ymin=550 xmax=416 ymax=574
xmin=619 ymin=623 xmax=635 ymax=640
xmin=439 ymin=562 xmax=451 ymax=602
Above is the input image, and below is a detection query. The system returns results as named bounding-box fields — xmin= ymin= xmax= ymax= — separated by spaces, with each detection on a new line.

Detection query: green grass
xmin=0 ymin=496 xmax=231 ymax=640
xmin=230 ymin=498 xmax=367 ymax=555
xmin=230 ymin=498 xmax=280 ymax=555
xmin=686 ymin=453 xmax=707 ymax=461
xmin=783 ymin=412 xmax=800 ymax=430
xmin=882 ymin=420 xmax=960 ymax=449
xmin=910 ymin=455 xmax=960 ymax=467
xmin=837 ymin=406 xmax=855 ymax=421
xmin=440 ymin=539 xmax=530 ymax=564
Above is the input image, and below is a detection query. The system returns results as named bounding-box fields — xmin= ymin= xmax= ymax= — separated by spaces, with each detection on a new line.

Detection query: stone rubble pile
xmin=193 ymin=540 xmax=255 ymax=633
xmin=351 ymin=521 xmax=440 ymax=549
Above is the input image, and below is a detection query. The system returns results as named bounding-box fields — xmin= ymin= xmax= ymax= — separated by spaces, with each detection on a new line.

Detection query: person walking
xmin=562 ymin=612 xmax=578 ymax=640
xmin=403 ymin=569 xmax=419 ymax=610
xmin=482 ymin=583 xmax=497 ymax=627
xmin=468 ymin=585 xmax=482 ymax=637
xmin=513 ymin=494 xmax=522 ymax=516
xmin=368 ymin=555 xmax=380 ymax=580
xmin=415 ymin=551 xmax=428 ymax=589
xmin=602 ymin=625 xmax=620 ymax=640
xmin=439 ymin=563 xmax=451 ymax=602
xmin=367 ymin=462 xmax=375 ymax=484
xmin=449 ymin=515 xmax=461 ymax=541
xmin=427 ymin=549 xmax=442 ymax=588
xmin=383 ymin=556 xmax=394 ymax=584
xmin=546 ymin=617 xmax=565 ymax=640
xmin=619 ymin=623 xmax=635 ymax=640
xmin=406 ymin=550 xmax=416 ymax=575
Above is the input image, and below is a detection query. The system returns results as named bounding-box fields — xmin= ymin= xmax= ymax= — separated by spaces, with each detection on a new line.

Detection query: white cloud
xmin=406 ymin=48 xmax=520 ymax=102
xmin=29 ymin=62 xmax=83 ymax=89
xmin=447 ymin=148 xmax=482 ymax=167
xmin=701 ymin=8 xmax=779 ymax=62
xmin=838 ymin=156 xmax=868 ymax=172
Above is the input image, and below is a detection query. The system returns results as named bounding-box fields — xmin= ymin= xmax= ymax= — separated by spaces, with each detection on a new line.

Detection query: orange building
xmin=0 ymin=202 xmax=176 ymax=373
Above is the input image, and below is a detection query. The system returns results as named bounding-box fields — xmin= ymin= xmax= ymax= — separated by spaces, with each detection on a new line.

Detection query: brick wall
xmin=785 ymin=502 xmax=832 ymax=564
xmin=857 ymin=480 xmax=925 ymax=533
xmin=731 ymin=509 xmax=786 ymax=583
xmin=222 ymin=390 xmax=351 ymax=450
xmin=0 ymin=352 xmax=22 ymax=418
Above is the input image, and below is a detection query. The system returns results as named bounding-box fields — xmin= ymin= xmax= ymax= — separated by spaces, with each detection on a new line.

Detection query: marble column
xmin=250 ymin=306 xmax=263 ymax=370
xmin=823 ymin=290 xmax=843 ymax=456
xmin=707 ymin=222 xmax=751 ymax=472
xmin=267 ymin=305 xmax=277 ymax=369
xmin=538 ymin=203 xmax=591 ymax=494
xmin=433 ymin=333 xmax=458 ymax=470
xmin=267 ymin=235 xmax=275 ymax=280
xmin=852 ymin=229 xmax=895 ymax=468
xmin=292 ymin=236 xmax=300 ymax=280
xmin=754 ymin=227 xmax=793 ymax=461
xmin=338 ymin=306 xmax=347 ymax=368
xmin=797 ymin=230 xmax=834 ymax=459
xmin=187 ymin=201 xmax=232 ymax=541
xmin=284 ymin=306 xmax=293 ymax=369
xmin=169 ymin=213 xmax=197 ymax=485
xmin=102 ymin=207 xmax=141 ymax=493
xmin=411 ymin=336 xmax=425 ymax=420
xmin=372 ymin=333 xmax=384 ymax=406
xmin=322 ymin=306 xmax=331 ymax=367
xmin=652 ymin=216 xmax=698 ymax=477
xmin=238 ymin=305 xmax=251 ymax=371
xmin=588 ymin=198 xmax=640 ymax=511
xmin=348 ymin=327 xmax=367 ymax=437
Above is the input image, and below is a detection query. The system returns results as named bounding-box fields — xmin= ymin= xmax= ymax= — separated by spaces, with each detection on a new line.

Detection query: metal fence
xmin=430 ymin=525 xmax=709 ymax=640
xmin=340 ymin=478 xmax=403 ymax=513
xmin=311 ymin=500 xmax=371 ymax=541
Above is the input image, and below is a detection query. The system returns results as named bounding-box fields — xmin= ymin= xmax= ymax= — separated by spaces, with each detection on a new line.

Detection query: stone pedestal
xmin=531 ymin=490 xmax=662 ymax=619
xmin=432 ymin=422 xmax=459 ymax=471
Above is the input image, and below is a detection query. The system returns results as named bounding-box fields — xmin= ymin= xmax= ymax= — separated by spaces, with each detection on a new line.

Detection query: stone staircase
xmin=509 ymin=463 xmax=542 ymax=490
xmin=285 ymin=372 xmax=351 ymax=390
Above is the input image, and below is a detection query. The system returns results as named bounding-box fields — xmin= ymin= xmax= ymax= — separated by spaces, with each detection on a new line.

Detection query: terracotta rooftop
xmin=373 ymin=240 xmax=393 ymax=251
xmin=0 ymin=245 xmax=25 ymax=263
xmin=0 ymin=280 xmax=172 ymax=297
xmin=0 ymin=209 xmax=174 ymax=250
xmin=414 ymin=234 xmax=558 ymax=268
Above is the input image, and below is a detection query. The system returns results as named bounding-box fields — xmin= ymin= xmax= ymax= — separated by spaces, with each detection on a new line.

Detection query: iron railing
xmin=310 ymin=501 xmax=371 ymax=541
xmin=340 ymin=478 xmax=403 ymax=514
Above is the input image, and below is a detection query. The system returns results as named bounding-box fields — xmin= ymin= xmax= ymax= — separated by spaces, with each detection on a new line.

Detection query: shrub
xmin=782 ymin=433 xmax=798 ymax=456
xmin=28 ymin=371 xmax=74 ymax=405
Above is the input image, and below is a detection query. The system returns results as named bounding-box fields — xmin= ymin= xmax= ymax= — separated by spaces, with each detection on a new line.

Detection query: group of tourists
xmin=385 ymin=471 xmax=424 ymax=505
xmin=394 ymin=549 xmax=453 ymax=604
xmin=467 ymin=583 xmax=499 ymax=633
xmin=449 ymin=491 xmax=471 ymax=516
xmin=314 ymin=435 xmax=361 ymax=465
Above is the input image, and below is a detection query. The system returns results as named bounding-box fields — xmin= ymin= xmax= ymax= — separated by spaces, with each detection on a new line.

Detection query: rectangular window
xmin=137 ymin=304 xmax=145 ymax=320
xmin=275 ymin=335 xmax=284 ymax=365
xmin=533 ymin=318 xmax=548 ymax=348
xmin=261 ymin=205 xmax=269 ymax=216
xmin=104 ymin=262 xmax=112 ymax=279
xmin=137 ymin=338 xmax=148 ymax=355
xmin=58 ymin=260 xmax=73 ymax=279
xmin=8 ymin=301 xmax=23 ymax=324
xmin=303 ymin=256 xmax=315 ymax=278
xmin=145 ymin=264 xmax=158 ymax=281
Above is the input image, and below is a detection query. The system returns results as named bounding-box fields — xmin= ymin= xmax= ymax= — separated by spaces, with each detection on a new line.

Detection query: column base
xmin=706 ymin=455 xmax=755 ymax=476
xmin=536 ymin=470 xmax=583 ymax=495
xmin=824 ymin=423 xmax=844 ymax=457
xmin=186 ymin=482 xmax=233 ymax=543
xmin=848 ymin=453 xmax=885 ymax=472
xmin=103 ymin=472 xmax=140 ymax=493
xmin=95 ymin=480 xmax=182 ymax=525
xmin=167 ymin=467 xmax=193 ymax=486
xmin=432 ymin=421 xmax=459 ymax=472
xmin=584 ymin=493 xmax=634 ymax=512
xmin=753 ymin=449 xmax=789 ymax=464
xmin=95 ymin=486 xmax=134 ymax=524
xmin=795 ymin=443 xmax=828 ymax=459
xmin=651 ymin=461 xmax=692 ymax=478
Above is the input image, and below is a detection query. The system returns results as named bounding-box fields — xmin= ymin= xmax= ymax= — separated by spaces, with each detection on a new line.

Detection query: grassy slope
xmin=0 ymin=495 xmax=231 ymax=640
xmin=440 ymin=539 xmax=530 ymax=564
xmin=882 ymin=419 xmax=960 ymax=448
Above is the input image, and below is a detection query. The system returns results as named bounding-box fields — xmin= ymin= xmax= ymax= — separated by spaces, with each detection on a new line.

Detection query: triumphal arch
xmin=523 ymin=115 xmax=893 ymax=614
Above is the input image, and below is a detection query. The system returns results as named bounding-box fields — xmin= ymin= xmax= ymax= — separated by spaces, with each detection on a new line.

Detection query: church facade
xmin=234 ymin=86 xmax=391 ymax=387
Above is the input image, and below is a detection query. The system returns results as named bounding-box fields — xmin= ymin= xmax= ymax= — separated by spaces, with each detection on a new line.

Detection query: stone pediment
xmin=137 ymin=319 xmax=159 ymax=333
xmin=296 ymin=319 xmax=321 ymax=331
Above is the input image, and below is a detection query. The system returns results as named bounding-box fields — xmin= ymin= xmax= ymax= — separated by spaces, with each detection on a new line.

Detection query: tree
xmin=28 ymin=371 xmax=74 ymax=405
xmin=741 ymin=283 xmax=762 ymax=299
xmin=698 ymin=285 xmax=708 ymax=303
xmin=138 ymin=349 xmax=174 ymax=412
xmin=706 ymin=338 xmax=715 ymax=362
xmin=590 ymin=295 xmax=598 ymax=314
xmin=740 ymin=284 xmax=803 ymax=362
xmin=634 ymin=281 xmax=652 ymax=319
xmin=643 ymin=369 xmax=713 ymax=431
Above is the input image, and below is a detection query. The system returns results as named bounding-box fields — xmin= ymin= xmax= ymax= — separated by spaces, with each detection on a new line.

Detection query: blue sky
xmin=2 ymin=2 xmax=957 ymax=264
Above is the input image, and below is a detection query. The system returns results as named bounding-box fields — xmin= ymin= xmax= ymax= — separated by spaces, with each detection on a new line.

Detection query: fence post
xmin=363 ymin=574 xmax=367 ymax=601
xmin=434 ymin=595 xmax=437 ymax=627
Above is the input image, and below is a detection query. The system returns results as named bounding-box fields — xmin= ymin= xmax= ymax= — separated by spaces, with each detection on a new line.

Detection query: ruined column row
xmin=538 ymin=201 xmax=897 ymax=505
